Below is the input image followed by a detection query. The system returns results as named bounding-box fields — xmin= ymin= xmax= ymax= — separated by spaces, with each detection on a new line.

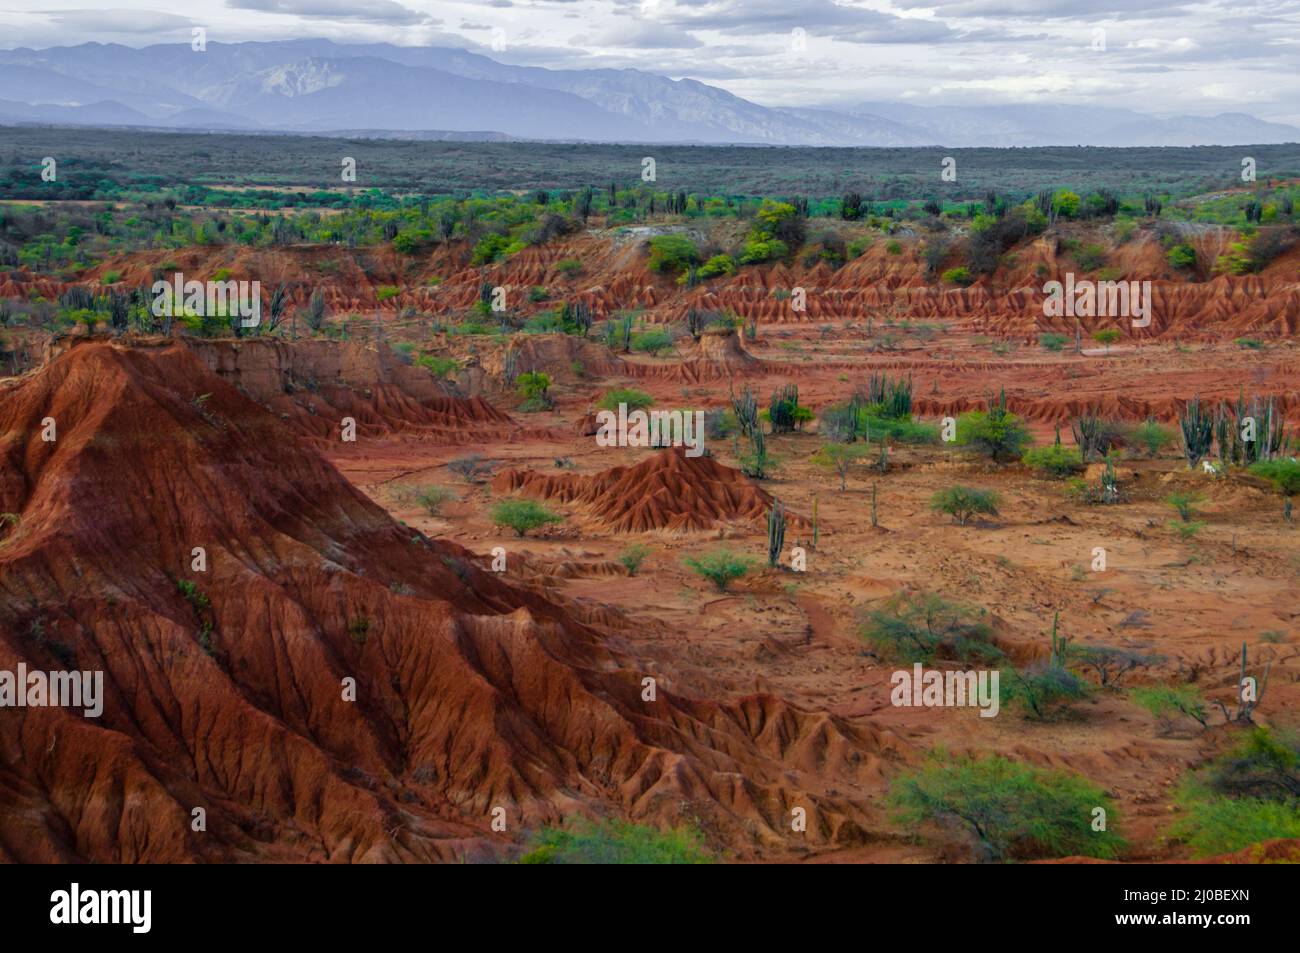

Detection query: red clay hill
xmin=0 ymin=339 xmax=888 ymax=862
xmin=493 ymin=445 xmax=799 ymax=533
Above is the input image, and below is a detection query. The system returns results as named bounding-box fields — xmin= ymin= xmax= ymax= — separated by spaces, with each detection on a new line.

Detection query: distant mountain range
xmin=0 ymin=39 xmax=1296 ymax=147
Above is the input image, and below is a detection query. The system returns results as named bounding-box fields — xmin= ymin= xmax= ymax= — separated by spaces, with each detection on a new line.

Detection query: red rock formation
xmin=493 ymin=446 xmax=801 ymax=533
xmin=0 ymin=340 xmax=885 ymax=862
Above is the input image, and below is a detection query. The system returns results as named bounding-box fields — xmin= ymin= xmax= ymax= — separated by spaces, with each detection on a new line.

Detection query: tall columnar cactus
xmin=1178 ymin=394 xmax=1214 ymax=468
xmin=871 ymin=482 xmax=879 ymax=528
xmin=767 ymin=500 xmax=786 ymax=568
xmin=1072 ymin=412 xmax=1106 ymax=462
xmin=1048 ymin=611 xmax=1067 ymax=669
xmin=1101 ymin=456 xmax=1119 ymax=503
xmin=811 ymin=496 xmax=819 ymax=549
xmin=1237 ymin=641 xmax=1271 ymax=722
xmin=730 ymin=384 xmax=760 ymax=438
xmin=1215 ymin=406 xmax=1230 ymax=467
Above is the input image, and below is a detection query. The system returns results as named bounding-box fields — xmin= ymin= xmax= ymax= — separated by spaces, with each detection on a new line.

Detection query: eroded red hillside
xmin=0 ymin=340 xmax=897 ymax=862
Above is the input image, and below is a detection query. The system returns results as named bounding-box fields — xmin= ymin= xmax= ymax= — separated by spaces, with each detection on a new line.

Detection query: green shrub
xmin=519 ymin=818 xmax=713 ymax=864
xmin=684 ymin=548 xmax=756 ymax=593
xmin=555 ymin=258 xmax=584 ymax=275
xmin=413 ymin=486 xmax=455 ymax=516
xmin=1165 ymin=492 xmax=1201 ymax=521
xmin=491 ymin=499 xmax=562 ymax=537
xmin=1250 ymin=459 xmax=1300 ymax=495
xmin=598 ymin=387 xmax=654 ymax=411
xmin=618 ymin=544 xmax=652 ymax=576
xmin=1130 ymin=420 xmax=1175 ymax=456
xmin=631 ymin=328 xmax=674 ymax=355
xmin=956 ymin=398 xmax=1032 ymax=463
xmin=376 ymin=285 xmax=400 ymax=301
xmin=1131 ymin=684 xmax=1209 ymax=731
xmin=1075 ymin=243 xmax=1108 ymax=271
xmin=1038 ymin=333 xmax=1068 ymax=351
xmin=1235 ymin=337 xmax=1265 ymax=350
xmin=930 ymin=485 xmax=1001 ymax=525
xmin=471 ymin=233 xmax=513 ymax=265
xmin=885 ymin=240 xmax=902 ymax=255
xmin=1023 ymin=444 xmax=1085 ymax=478
xmin=1172 ymin=797 xmax=1300 ymax=856
xmin=697 ymin=254 xmax=736 ymax=279
xmin=856 ymin=411 xmax=939 ymax=445
xmin=348 ymin=616 xmax=370 ymax=646
xmin=859 ymin=592 xmax=1002 ymax=665
xmin=941 ymin=266 xmax=973 ymax=286
xmin=1170 ymin=728 xmax=1300 ymax=856
xmin=889 ymin=750 xmax=1126 ymax=862
xmin=1167 ymin=243 xmax=1197 ymax=269
xmin=1000 ymin=666 xmax=1089 ymax=720
xmin=516 ymin=371 xmax=551 ymax=400
xmin=1092 ymin=328 xmax=1121 ymax=349
xmin=647 ymin=235 xmax=700 ymax=275
xmin=416 ymin=353 xmax=459 ymax=378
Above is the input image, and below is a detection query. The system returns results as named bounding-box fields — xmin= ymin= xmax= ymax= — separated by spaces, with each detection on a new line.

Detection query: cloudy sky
xmin=3 ymin=0 xmax=1299 ymax=124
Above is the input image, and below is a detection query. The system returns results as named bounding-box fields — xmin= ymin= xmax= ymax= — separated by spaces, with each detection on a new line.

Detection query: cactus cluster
xmin=769 ymin=383 xmax=800 ymax=434
xmin=730 ymin=384 xmax=760 ymax=437
xmin=863 ymin=372 xmax=913 ymax=419
xmin=767 ymin=499 xmax=786 ymax=568
xmin=1178 ymin=394 xmax=1214 ymax=467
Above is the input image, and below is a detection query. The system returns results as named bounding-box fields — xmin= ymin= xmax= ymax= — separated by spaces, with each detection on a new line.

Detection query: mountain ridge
xmin=0 ymin=39 xmax=1295 ymax=147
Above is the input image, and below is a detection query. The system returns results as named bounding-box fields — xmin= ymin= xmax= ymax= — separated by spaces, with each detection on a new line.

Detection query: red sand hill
xmin=493 ymin=446 xmax=800 ymax=533
xmin=0 ymin=340 xmax=889 ymax=862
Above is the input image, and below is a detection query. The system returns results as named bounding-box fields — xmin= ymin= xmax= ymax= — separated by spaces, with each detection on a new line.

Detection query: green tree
xmin=930 ymin=486 xmax=1001 ymax=525
xmin=812 ymin=442 xmax=873 ymax=491
xmin=1092 ymin=328 xmax=1121 ymax=350
xmin=889 ymin=750 xmax=1126 ymax=861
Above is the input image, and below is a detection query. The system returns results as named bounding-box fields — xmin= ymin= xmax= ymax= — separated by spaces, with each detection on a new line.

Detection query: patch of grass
xmin=598 ymin=387 xmax=654 ymax=411
xmin=519 ymin=818 xmax=713 ymax=864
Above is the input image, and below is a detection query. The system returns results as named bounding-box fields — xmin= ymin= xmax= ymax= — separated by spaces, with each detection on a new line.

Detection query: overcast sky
xmin=2 ymin=0 xmax=1298 ymax=124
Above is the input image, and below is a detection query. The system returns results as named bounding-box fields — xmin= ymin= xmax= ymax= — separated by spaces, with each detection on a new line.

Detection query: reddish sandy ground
xmin=317 ymin=321 xmax=1299 ymax=862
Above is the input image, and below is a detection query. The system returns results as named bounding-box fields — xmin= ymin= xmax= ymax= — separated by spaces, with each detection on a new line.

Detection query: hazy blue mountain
xmin=0 ymin=40 xmax=1295 ymax=147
